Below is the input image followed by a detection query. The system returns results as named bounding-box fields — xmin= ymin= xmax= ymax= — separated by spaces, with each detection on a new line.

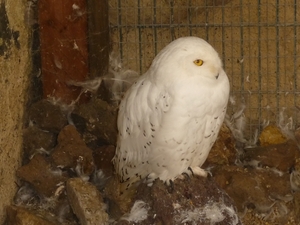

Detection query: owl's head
xmin=150 ymin=37 xmax=225 ymax=82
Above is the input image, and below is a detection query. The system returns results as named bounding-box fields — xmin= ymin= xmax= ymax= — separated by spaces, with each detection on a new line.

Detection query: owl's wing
xmin=114 ymin=75 xmax=171 ymax=187
xmin=118 ymin=77 xmax=170 ymax=138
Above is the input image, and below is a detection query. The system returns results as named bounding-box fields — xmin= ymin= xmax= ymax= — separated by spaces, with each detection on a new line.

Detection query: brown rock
xmin=39 ymin=0 xmax=90 ymax=105
xmin=51 ymin=125 xmax=95 ymax=176
xmin=259 ymin=125 xmax=287 ymax=146
xmin=23 ymin=125 xmax=57 ymax=159
xmin=213 ymin=166 xmax=292 ymax=214
xmin=28 ymin=99 xmax=68 ymax=133
xmin=295 ymin=158 xmax=300 ymax=172
xmin=241 ymin=141 xmax=300 ymax=172
xmin=119 ymin=176 xmax=242 ymax=225
xmin=93 ymin=145 xmax=115 ymax=177
xmin=66 ymin=178 xmax=109 ymax=225
xmin=290 ymin=158 xmax=300 ymax=191
xmin=295 ymin=127 xmax=300 ymax=146
xmin=16 ymin=154 xmax=68 ymax=197
xmin=259 ymin=169 xmax=291 ymax=199
xmin=214 ymin=166 xmax=266 ymax=212
xmin=6 ymin=206 xmax=56 ymax=225
xmin=71 ymin=98 xmax=118 ymax=145
xmin=205 ymin=124 xmax=237 ymax=167
xmin=294 ymin=192 xmax=300 ymax=224
xmin=103 ymin=175 xmax=133 ymax=216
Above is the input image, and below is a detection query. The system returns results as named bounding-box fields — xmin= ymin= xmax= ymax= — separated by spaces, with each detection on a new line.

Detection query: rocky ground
xmin=3 ymin=94 xmax=300 ymax=225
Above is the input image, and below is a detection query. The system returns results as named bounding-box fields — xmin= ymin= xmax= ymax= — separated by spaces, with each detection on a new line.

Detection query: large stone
xmin=93 ymin=145 xmax=115 ymax=177
xmin=66 ymin=178 xmax=109 ymax=225
xmin=6 ymin=206 xmax=56 ymax=225
xmin=116 ymin=176 xmax=242 ymax=225
xmin=205 ymin=124 xmax=237 ymax=167
xmin=28 ymin=99 xmax=68 ymax=133
xmin=241 ymin=141 xmax=300 ymax=172
xmin=214 ymin=166 xmax=291 ymax=212
xmin=259 ymin=125 xmax=287 ymax=146
xmin=23 ymin=125 xmax=57 ymax=159
xmin=16 ymin=154 xmax=68 ymax=197
xmin=294 ymin=192 xmax=300 ymax=224
xmin=71 ymin=98 xmax=118 ymax=145
xmin=51 ymin=125 xmax=95 ymax=176
xmin=295 ymin=127 xmax=300 ymax=146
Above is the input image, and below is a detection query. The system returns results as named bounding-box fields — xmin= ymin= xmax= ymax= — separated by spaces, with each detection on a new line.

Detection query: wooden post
xmin=38 ymin=0 xmax=110 ymax=104
xmin=88 ymin=0 xmax=110 ymax=78
xmin=39 ymin=0 xmax=89 ymax=104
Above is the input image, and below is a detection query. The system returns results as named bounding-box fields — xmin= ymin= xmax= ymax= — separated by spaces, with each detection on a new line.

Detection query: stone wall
xmin=0 ymin=0 xmax=31 ymax=223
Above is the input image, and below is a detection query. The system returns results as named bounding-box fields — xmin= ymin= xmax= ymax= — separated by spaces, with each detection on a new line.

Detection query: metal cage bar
xmin=109 ymin=0 xmax=300 ymax=138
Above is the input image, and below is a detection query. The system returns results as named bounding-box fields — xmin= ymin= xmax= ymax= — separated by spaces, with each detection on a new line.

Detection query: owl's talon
xmin=165 ymin=179 xmax=173 ymax=186
xmin=166 ymin=179 xmax=174 ymax=193
xmin=188 ymin=167 xmax=194 ymax=176
xmin=192 ymin=167 xmax=208 ymax=177
xmin=146 ymin=172 xmax=157 ymax=186
xmin=182 ymin=172 xmax=191 ymax=179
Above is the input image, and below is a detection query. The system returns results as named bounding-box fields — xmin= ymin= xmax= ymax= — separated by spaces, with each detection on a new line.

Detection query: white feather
xmin=64 ymin=53 xmax=139 ymax=103
xmin=225 ymin=97 xmax=260 ymax=148
xmin=14 ymin=184 xmax=37 ymax=206
xmin=121 ymin=200 xmax=149 ymax=222
xmin=278 ymin=108 xmax=295 ymax=141
xmin=290 ymin=169 xmax=300 ymax=191
xmin=179 ymin=201 xmax=239 ymax=225
xmin=105 ymin=53 xmax=139 ymax=101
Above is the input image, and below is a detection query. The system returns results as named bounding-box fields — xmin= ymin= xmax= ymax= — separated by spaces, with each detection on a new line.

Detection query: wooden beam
xmin=38 ymin=0 xmax=89 ymax=103
xmin=88 ymin=0 xmax=110 ymax=78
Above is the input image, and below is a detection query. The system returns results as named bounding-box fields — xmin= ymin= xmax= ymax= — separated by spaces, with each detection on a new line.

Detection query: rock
xmin=93 ymin=145 xmax=115 ymax=177
xmin=13 ymin=185 xmax=79 ymax=225
xmin=213 ymin=165 xmax=292 ymax=216
xmin=294 ymin=192 xmax=300 ymax=224
xmin=53 ymin=198 xmax=78 ymax=225
xmin=16 ymin=154 xmax=68 ymax=197
xmin=6 ymin=206 xmax=57 ymax=225
xmin=259 ymin=125 xmax=287 ymax=146
xmin=118 ymin=176 xmax=242 ymax=225
xmin=23 ymin=125 xmax=57 ymax=159
xmin=205 ymin=124 xmax=237 ymax=167
xmin=295 ymin=127 xmax=300 ymax=146
xmin=28 ymin=99 xmax=68 ymax=133
xmin=290 ymin=158 xmax=300 ymax=191
xmin=213 ymin=166 xmax=262 ymax=211
xmin=71 ymin=98 xmax=118 ymax=145
xmin=103 ymin=175 xmax=132 ymax=216
xmin=51 ymin=125 xmax=95 ymax=176
xmin=66 ymin=178 xmax=109 ymax=225
xmin=241 ymin=141 xmax=300 ymax=172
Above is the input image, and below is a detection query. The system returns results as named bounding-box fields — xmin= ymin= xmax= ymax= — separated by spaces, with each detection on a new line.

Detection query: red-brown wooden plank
xmin=38 ymin=0 xmax=89 ymax=104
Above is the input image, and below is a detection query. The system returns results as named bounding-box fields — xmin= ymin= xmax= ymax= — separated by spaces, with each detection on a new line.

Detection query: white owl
xmin=113 ymin=37 xmax=230 ymax=192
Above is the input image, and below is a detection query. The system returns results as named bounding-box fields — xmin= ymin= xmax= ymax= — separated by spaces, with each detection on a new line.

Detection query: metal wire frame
xmin=109 ymin=0 xmax=300 ymax=138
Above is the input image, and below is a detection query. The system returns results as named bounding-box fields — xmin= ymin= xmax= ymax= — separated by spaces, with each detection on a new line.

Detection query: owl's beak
xmin=215 ymin=73 xmax=219 ymax=79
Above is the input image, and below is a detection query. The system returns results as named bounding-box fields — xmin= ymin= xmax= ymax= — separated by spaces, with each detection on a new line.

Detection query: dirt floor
xmin=3 ymin=87 xmax=300 ymax=224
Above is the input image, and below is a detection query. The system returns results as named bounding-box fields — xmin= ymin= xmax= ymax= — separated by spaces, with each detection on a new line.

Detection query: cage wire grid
xmin=108 ymin=0 xmax=300 ymax=138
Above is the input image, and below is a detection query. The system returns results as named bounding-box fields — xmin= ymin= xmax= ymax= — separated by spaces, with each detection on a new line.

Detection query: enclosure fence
xmin=109 ymin=0 xmax=300 ymax=138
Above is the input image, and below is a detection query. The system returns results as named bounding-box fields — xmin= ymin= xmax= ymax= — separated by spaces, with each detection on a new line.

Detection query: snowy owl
xmin=113 ymin=36 xmax=230 ymax=193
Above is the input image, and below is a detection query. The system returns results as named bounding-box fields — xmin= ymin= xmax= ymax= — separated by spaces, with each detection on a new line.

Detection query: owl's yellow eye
xmin=193 ymin=59 xmax=204 ymax=66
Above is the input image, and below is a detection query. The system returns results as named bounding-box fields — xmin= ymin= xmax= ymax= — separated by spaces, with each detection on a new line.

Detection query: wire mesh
xmin=109 ymin=0 xmax=300 ymax=138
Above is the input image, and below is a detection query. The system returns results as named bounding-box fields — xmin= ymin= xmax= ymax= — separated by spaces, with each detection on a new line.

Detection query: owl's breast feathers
xmin=114 ymin=71 xmax=228 ymax=191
